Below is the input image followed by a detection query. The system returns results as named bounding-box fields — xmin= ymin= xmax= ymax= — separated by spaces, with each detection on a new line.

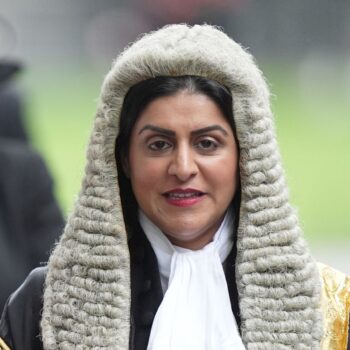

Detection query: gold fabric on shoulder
xmin=0 ymin=337 xmax=11 ymax=350
xmin=319 ymin=262 xmax=350 ymax=350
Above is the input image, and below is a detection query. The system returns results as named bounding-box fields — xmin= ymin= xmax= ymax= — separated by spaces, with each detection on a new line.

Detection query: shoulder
xmin=0 ymin=267 xmax=47 ymax=350
xmin=318 ymin=262 xmax=350 ymax=292
xmin=317 ymin=263 xmax=350 ymax=349
xmin=0 ymin=140 xmax=49 ymax=182
xmin=0 ymin=139 xmax=38 ymax=162
xmin=8 ymin=266 xmax=47 ymax=305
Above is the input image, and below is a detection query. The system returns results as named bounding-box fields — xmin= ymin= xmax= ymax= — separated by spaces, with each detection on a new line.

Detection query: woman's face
xmin=127 ymin=91 xmax=239 ymax=250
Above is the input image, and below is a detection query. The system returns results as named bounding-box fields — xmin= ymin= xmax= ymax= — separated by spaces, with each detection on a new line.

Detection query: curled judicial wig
xmin=41 ymin=24 xmax=323 ymax=349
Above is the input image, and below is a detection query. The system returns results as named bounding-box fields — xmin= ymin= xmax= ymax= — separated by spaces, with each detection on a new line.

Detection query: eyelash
xmin=148 ymin=140 xmax=171 ymax=151
xmin=195 ymin=139 xmax=219 ymax=151
xmin=147 ymin=138 xmax=220 ymax=153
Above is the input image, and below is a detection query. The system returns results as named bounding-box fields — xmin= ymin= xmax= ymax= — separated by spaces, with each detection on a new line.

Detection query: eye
xmin=195 ymin=139 xmax=218 ymax=151
xmin=148 ymin=140 xmax=172 ymax=151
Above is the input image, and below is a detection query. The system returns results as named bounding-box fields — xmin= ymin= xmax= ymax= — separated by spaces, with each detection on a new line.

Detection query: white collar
xmin=139 ymin=208 xmax=234 ymax=291
xmin=139 ymin=208 xmax=245 ymax=350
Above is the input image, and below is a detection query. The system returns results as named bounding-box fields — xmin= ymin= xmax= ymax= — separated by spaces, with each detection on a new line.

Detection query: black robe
xmin=0 ymin=227 xmax=240 ymax=350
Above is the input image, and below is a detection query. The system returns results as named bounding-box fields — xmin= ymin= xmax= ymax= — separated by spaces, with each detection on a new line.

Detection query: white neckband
xmin=139 ymin=209 xmax=246 ymax=350
xmin=140 ymin=208 xmax=234 ymax=291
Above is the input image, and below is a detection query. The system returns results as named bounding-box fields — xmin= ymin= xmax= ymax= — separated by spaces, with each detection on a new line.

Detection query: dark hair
xmin=115 ymin=75 xmax=239 ymax=233
xmin=116 ymin=75 xmax=235 ymax=160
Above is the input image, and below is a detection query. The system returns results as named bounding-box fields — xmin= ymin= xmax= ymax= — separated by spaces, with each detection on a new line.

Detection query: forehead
xmin=133 ymin=91 xmax=230 ymax=132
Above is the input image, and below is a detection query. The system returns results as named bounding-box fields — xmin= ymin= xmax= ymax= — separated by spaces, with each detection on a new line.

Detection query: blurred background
xmin=1 ymin=0 xmax=349 ymax=276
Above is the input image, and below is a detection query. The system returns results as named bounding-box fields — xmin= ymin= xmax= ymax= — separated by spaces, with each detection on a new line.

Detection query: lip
xmin=162 ymin=188 xmax=206 ymax=207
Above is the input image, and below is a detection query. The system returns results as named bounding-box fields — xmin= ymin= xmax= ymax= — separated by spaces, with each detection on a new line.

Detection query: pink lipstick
xmin=163 ymin=188 xmax=206 ymax=207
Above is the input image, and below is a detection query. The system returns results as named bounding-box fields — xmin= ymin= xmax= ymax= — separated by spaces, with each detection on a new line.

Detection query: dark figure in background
xmin=0 ymin=61 xmax=64 ymax=309
xmin=0 ymin=61 xmax=28 ymax=142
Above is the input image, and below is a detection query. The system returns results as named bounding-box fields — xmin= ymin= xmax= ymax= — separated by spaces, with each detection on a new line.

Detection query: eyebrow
xmin=138 ymin=124 xmax=229 ymax=137
xmin=191 ymin=125 xmax=228 ymax=137
xmin=139 ymin=125 xmax=175 ymax=136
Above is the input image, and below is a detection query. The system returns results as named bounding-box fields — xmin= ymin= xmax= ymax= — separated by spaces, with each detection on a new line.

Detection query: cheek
xmin=129 ymin=156 xmax=165 ymax=196
xmin=207 ymin=152 xmax=239 ymax=196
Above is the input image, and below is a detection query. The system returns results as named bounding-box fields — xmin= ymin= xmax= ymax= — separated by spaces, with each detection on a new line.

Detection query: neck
xmin=164 ymin=216 xmax=225 ymax=250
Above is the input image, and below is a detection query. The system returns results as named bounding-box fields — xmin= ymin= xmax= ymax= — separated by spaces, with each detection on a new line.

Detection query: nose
xmin=168 ymin=144 xmax=198 ymax=182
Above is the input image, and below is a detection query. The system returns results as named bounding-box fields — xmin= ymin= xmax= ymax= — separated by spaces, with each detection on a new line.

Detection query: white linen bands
xmin=139 ymin=209 xmax=246 ymax=350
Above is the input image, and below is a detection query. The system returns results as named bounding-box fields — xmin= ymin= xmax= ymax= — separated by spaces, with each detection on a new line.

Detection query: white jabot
xmin=139 ymin=209 xmax=246 ymax=350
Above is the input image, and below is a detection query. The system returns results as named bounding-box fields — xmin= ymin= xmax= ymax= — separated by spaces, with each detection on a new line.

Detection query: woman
xmin=1 ymin=24 xmax=349 ymax=350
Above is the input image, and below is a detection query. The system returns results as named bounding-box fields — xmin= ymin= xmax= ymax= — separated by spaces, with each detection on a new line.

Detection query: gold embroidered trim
xmin=0 ymin=337 xmax=10 ymax=350
xmin=319 ymin=263 xmax=350 ymax=350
